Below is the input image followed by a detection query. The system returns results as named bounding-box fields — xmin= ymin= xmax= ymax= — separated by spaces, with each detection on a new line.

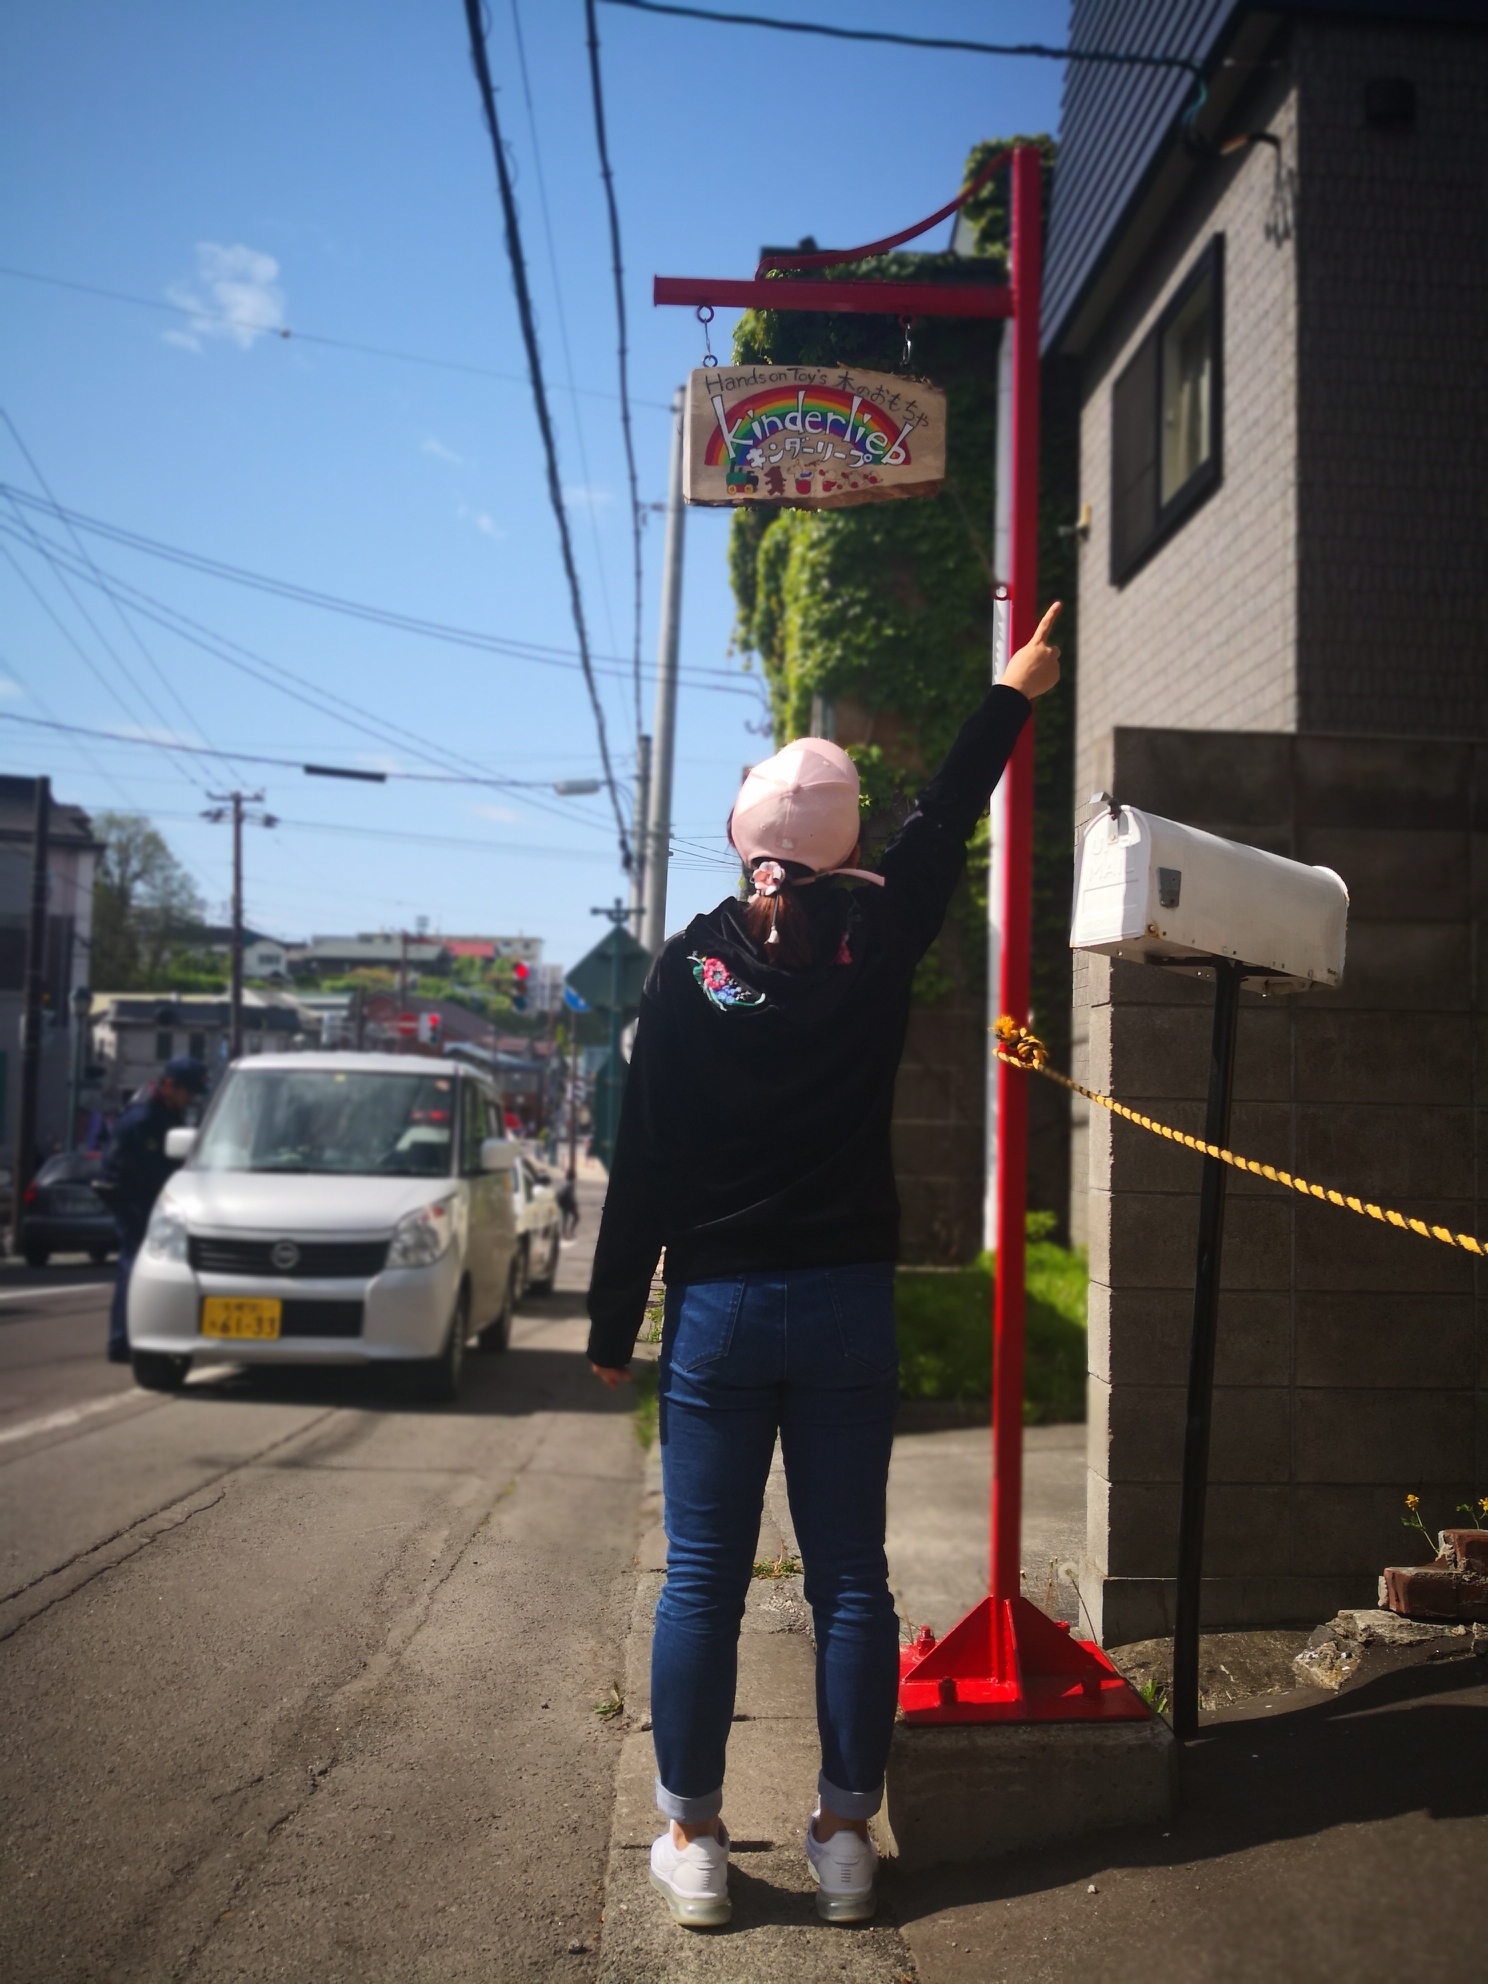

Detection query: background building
xmin=0 ymin=777 xmax=101 ymax=1166
xmin=1045 ymin=0 xmax=1488 ymax=1642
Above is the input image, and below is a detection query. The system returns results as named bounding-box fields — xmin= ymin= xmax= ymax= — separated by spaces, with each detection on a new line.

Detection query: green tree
xmin=90 ymin=813 xmax=208 ymax=989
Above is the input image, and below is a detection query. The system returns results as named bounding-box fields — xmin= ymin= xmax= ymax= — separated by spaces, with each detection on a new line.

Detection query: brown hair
xmin=739 ymin=859 xmax=818 ymax=968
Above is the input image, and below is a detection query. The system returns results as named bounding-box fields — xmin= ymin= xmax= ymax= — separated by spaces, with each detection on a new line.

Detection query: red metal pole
xmin=990 ymin=145 xmax=1042 ymax=1604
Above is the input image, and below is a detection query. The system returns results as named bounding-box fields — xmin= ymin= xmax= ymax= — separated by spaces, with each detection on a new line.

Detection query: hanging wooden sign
xmin=683 ymin=364 xmax=946 ymax=509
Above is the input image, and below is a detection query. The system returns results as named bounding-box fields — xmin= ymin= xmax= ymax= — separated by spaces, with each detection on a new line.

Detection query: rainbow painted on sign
xmin=705 ymin=383 xmax=917 ymax=492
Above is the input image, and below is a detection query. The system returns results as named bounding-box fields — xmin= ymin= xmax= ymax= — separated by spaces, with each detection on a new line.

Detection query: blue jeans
xmin=652 ymin=1265 xmax=901 ymax=1825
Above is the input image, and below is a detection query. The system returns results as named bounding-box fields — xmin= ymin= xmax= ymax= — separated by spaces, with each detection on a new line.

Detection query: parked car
xmin=125 ymin=1053 xmax=521 ymax=1398
xmin=19 ymin=1153 xmax=116 ymax=1266
xmin=510 ymin=1153 xmax=561 ymax=1299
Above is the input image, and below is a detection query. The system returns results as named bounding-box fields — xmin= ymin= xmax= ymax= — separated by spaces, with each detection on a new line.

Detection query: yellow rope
xmin=991 ymin=1015 xmax=1484 ymax=1259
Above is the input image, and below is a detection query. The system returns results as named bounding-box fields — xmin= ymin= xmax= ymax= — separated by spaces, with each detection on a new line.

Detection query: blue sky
xmin=0 ymin=1 xmax=1062 ymax=972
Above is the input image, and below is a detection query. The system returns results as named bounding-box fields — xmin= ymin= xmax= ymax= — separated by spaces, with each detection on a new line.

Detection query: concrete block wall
xmin=1079 ymin=726 xmax=1487 ymax=1647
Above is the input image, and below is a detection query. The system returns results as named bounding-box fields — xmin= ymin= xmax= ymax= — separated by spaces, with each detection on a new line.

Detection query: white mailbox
xmin=1070 ymin=805 xmax=1348 ymax=993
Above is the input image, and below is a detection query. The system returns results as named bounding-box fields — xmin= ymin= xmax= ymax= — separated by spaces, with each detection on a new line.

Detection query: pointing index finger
xmin=1033 ymin=600 xmax=1063 ymax=642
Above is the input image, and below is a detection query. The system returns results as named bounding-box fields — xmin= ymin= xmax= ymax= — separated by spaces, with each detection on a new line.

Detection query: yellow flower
xmin=1478 ymin=1498 xmax=1488 ymax=1516
xmin=1404 ymin=1494 xmax=1420 ymax=1510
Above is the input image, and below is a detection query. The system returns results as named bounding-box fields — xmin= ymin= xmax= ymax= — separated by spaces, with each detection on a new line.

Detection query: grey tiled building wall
xmin=1068 ymin=19 xmax=1488 ymax=1639
xmin=1080 ymin=728 xmax=1488 ymax=1645
xmin=1293 ymin=22 xmax=1488 ymax=737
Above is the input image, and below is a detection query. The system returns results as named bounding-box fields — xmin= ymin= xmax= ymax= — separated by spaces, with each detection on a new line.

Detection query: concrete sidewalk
xmin=599 ymin=1401 xmax=1488 ymax=1981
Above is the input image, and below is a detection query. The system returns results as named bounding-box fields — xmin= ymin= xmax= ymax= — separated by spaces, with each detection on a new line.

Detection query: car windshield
xmin=192 ymin=1070 xmax=458 ymax=1176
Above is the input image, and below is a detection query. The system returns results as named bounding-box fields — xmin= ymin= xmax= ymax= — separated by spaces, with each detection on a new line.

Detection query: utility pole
xmin=641 ymin=387 xmax=685 ymax=956
xmin=203 ymin=790 xmax=277 ymax=1063
xmin=629 ymin=733 xmax=651 ymax=940
xmin=12 ymin=776 xmax=50 ymax=1255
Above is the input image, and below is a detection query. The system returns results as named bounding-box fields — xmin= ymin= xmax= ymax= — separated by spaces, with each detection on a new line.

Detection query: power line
xmin=596 ymin=1 xmax=1206 ymax=114
xmin=584 ymin=0 xmax=645 ymax=736
xmin=0 ymin=709 xmax=617 ymax=798
xmin=0 ymin=536 xmax=210 ymax=794
xmin=150 ymin=806 xmax=621 ymax=865
xmin=0 ymin=644 xmax=134 ymax=806
xmin=0 ymin=262 xmax=676 ymax=413
xmin=464 ymin=0 xmax=631 ymax=869
xmin=0 ymin=483 xmax=755 ymax=693
xmin=508 ymin=0 xmax=621 ymax=670
xmin=0 ymin=521 xmax=621 ymax=823
xmin=0 ymin=406 xmax=248 ymax=787
xmin=0 ymin=519 xmax=508 ymax=791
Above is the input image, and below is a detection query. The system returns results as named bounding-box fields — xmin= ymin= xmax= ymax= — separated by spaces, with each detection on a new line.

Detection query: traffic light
xmin=417 ymin=1011 xmax=442 ymax=1045
xmin=511 ymin=959 xmax=530 ymax=1013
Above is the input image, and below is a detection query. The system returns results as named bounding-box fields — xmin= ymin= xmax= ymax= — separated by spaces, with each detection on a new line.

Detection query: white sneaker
xmin=648 ymin=1821 xmax=731 ymax=1928
xmin=805 ymin=1813 xmax=878 ymax=1922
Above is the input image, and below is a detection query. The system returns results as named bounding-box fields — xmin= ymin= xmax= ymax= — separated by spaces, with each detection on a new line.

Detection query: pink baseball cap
xmin=728 ymin=737 xmax=861 ymax=872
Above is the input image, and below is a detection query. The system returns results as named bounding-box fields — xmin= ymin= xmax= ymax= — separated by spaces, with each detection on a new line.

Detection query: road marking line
xmin=0 ymin=1389 xmax=142 ymax=1447
xmin=0 ymin=1283 xmax=110 ymax=1303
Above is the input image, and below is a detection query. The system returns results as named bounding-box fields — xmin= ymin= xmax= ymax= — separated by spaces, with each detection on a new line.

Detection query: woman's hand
xmin=1002 ymin=600 xmax=1062 ymax=701
xmin=591 ymin=1363 xmax=632 ymax=1389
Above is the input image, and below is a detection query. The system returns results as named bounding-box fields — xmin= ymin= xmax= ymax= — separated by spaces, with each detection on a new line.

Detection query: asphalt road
xmin=0 ymin=1183 xmax=641 ymax=1983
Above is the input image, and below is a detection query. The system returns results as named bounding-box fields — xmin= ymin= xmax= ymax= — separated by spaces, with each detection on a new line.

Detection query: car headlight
xmin=387 ymin=1197 xmax=455 ymax=1268
xmin=144 ymin=1203 xmax=189 ymax=1263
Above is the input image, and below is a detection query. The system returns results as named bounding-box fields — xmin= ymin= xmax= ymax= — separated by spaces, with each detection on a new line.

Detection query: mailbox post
xmin=1070 ymin=803 xmax=1349 ymax=1737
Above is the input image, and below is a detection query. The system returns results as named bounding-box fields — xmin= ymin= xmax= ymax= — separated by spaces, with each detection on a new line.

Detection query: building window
xmin=188 ymin=1031 xmax=206 ymax=1060
xmin=155 ymin=1030 xmax=173 ymax=1060
xmin=1109 ymin=235 xmax=1223 ymax=584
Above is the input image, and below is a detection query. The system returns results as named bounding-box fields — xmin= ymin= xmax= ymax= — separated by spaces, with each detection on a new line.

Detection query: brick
xmin=1441 ymin=1530 xmax=1488 ymax=1573
xmin=1327 ymin=921 xmax=1471 ymax=1012
xmin=1380 ymin=1562 xmax=1488 ymax=1622
xmin=1297 ymin=828 xmax=1470 ymax=922
xmin=1293 ymin=737 xmax=1471 ymax=833
xmin=1293 ymin=1009 xmax=1472 ymax=1104
xmin=1295 ymin=1292 xmax=1474 ymax=1389
xmin=1294 ymin=1193 xmax=1475 ymax=1294
xmin=1294 ymin=1390 xmax=1475 ymax=1483
xmin=1293 ymin=1104 xmax=1473 ymax=1201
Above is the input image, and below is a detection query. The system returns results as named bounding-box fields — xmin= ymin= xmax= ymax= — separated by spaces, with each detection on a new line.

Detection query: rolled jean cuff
xmin=654 ymin=1776 xmax=723 ymax=1824
xmin=818 ymin=1772 xmax=883 ymax=1820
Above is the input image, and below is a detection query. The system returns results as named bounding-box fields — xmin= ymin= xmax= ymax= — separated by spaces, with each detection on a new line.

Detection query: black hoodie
xmin=585 ymin=682 xmax=1030 ymax=1370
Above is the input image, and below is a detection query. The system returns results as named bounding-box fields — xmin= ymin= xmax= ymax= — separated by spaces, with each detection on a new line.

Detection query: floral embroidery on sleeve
xmin=688 ymin=954 xmax=767 ymax=1011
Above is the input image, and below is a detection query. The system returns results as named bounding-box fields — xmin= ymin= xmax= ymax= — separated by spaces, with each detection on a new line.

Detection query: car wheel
xmin=527 ymin=1229 xmax=558 ymax=1297
xmin=476 ymin=1260 xmax=518 ymax=1355
xmin=132 ymin=1350 xmax=191 ymax=1392
xmin=409 ymin=1283 xmax=469 ymax=1403
xmin=22 ymin=1238 xmax=49 ymax=1268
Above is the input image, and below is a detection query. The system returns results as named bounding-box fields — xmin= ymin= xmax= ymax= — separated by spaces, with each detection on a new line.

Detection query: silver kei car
xmin=126 ymin=1053 xmax=521 ymax=1400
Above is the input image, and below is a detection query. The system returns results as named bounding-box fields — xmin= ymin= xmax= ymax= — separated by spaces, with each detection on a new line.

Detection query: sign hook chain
xmin=696 ymin=304 xmax=718 ymax=369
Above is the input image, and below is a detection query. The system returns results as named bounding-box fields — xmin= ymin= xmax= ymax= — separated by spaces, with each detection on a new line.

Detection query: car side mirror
xmin=480 ymin=1137 xmax=517 ymax=1173
xmin=164 ymin=1127 xmax=197 ymax=1161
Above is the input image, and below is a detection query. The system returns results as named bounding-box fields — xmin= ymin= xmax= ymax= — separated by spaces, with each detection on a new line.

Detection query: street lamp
xmin=67 ymin=983 xmax=91 ymax=1152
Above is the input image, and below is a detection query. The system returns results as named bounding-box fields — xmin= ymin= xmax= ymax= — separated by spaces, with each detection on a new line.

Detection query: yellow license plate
xmin=200 ymin=1296 xmax=282 ymax=1340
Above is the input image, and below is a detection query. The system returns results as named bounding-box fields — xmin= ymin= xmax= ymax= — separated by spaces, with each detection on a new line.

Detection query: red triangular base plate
xmin=898 ymin=1595 xmax=1151 ymax=1723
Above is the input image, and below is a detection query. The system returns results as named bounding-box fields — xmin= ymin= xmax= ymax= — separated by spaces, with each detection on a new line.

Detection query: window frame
xmin=1108 ymin=234 xmax=1224 ymax=586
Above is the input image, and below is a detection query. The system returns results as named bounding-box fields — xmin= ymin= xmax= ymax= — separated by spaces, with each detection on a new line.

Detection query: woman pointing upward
xmin=588 ymin=603 xmax=1063 ymax=1929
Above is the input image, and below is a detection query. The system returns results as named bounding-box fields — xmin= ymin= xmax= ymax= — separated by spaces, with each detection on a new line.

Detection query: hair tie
xmin=749 ymin=859 xmax=786 ymax=943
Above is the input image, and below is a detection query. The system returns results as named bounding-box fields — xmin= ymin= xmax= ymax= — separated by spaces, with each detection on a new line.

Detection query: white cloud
xmin=472 ymin=802 xmax=519 ymax=824
xmin=563 ymin=484 xmax=613 ymax=513
xmin=165 ymin=242 xmax=286 ymax=351
xmin=421 ymin=436 xmax=463 ymax=466
xmin=457 ymin=502 xmax=505 ymax=543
